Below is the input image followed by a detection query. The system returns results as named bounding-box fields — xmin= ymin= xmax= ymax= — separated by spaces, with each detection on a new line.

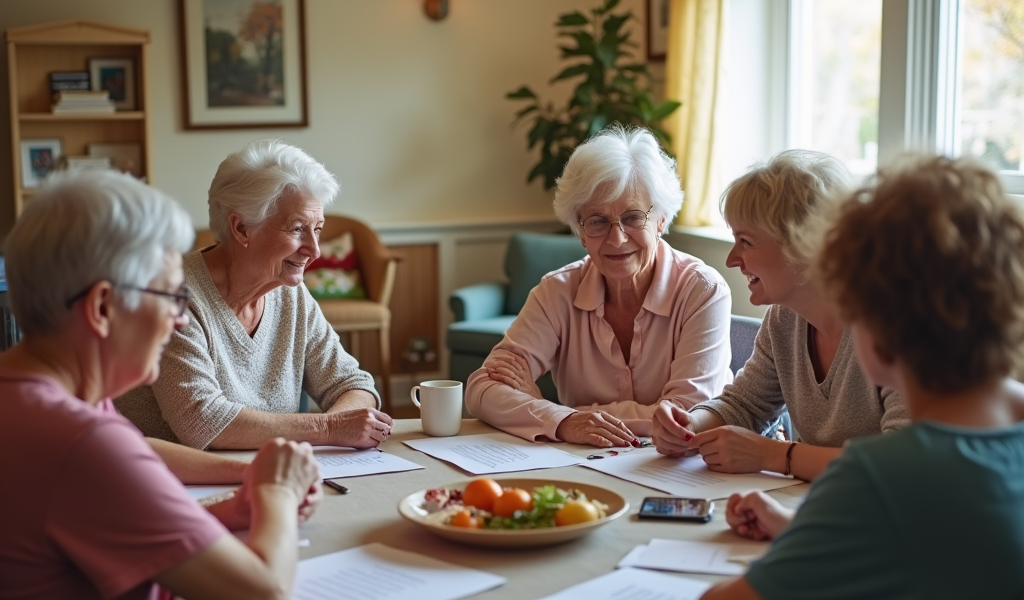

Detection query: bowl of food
xmin=398 ymin=477 xmax=629 ymax=548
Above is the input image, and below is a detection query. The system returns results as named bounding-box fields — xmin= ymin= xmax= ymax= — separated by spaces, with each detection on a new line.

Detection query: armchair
xmin=447 ymin=232 xmax=587 ymax=401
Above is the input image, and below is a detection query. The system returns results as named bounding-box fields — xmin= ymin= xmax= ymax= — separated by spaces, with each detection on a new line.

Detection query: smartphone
xmin=323 ymin=479 xmax=349 ymax=494
xmin=637 ymin=497 xmax=713 ymax=522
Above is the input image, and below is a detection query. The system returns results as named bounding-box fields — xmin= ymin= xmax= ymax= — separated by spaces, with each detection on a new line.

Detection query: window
xmin=958 ymin=1 xmax=1024 ymax=178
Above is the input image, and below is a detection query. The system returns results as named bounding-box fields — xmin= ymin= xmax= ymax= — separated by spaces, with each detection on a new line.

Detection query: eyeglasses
xmin=65 ymin=284 xmax=192 ymax=317
xmin=578 ymin=206 xmax=654 ymax=238
xmin=586 ymin=437 xmax=653 ymax=460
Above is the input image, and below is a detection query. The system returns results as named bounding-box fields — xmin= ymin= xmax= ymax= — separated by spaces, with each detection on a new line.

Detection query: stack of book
xmin=52 ymin=90 xmax=115 ymax=114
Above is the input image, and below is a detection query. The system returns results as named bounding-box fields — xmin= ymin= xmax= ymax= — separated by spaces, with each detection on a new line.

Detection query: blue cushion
xmin=503 ymin=232 xmax=587 ymax=315
xmin=447 ymin=315 xmax=518 ymax=355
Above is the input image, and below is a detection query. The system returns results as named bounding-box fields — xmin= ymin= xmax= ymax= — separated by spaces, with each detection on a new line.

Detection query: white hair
xmin=207 ymin=139 xmax=339 ymax=242
xmin=3 ymin=170 xmax=194 ymax=336
xmin=553 ymin=126 xmax=684 ymax=237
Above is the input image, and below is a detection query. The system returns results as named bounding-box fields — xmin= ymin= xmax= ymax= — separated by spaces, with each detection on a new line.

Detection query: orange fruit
xmin=461 ymin=478 xmax=503 ymax=512
xmin=492 ymin=487 xmax=533 ymax=517
xmin=554 ymin=500 xmax=600 ymax=526
xmin=449 ymin=510 xmax=483 ymax=528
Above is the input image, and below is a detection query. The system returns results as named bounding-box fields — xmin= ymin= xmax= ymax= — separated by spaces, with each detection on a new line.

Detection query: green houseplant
xmin=507 ymin=0 xmax=681 ymax=189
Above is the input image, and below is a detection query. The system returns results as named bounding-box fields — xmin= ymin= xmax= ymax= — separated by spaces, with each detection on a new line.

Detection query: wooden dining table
xmin=283 ymin=419 xmax=809 ymax=599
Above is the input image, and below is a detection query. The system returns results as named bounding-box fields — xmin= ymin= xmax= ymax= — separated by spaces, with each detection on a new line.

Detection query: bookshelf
xmin=6 ymin=20 xmax=151 ymax=217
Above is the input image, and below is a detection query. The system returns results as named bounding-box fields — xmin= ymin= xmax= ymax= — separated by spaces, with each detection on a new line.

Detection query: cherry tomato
xmin=462 ymin=478 xmax=503 ymax=512
xmin=554 ymin=500 xmax=600 ymax=526
xmin=449 ymin=510 xmax=483 ymax=528
xmin=492 ymin=487 xmax=533 ymax=517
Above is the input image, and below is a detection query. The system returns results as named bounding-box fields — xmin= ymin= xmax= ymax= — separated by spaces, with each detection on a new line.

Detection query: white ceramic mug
xmin=410 ymin=380 xmax=463 ymax=437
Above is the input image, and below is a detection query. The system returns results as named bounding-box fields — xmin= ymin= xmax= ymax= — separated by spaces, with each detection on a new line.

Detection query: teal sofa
xmin=447 ymin=232 xmax=587 ymax=401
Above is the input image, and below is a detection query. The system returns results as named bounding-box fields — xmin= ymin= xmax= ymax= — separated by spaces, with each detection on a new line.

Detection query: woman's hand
xmin=725 ymin=491 xmax=794 ymax=541
xmin=485 ymin=349 xmax=542 ymax=398
xmin=652 ymin=401 xmax=699 ymax=457
xmin=556 ymin=411 xmax=635 ymax=447
xmin=297 ymin=480 xmax=323 ymax=523
xmin=327 ymin=408 xmax=393 ymax=448
xmin=690 ymin=426 xmax=780 ymax=473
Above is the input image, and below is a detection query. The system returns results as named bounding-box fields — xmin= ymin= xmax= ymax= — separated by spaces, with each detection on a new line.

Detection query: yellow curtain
xmin=664 ymin=0 xmax=725 ymax=226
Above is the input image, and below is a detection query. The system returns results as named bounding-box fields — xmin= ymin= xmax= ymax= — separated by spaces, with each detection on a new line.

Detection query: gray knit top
xmin=691 ymin=305 xmax=909 ymax=446
xmin=115 ymin=250 xmax=379 ymax=449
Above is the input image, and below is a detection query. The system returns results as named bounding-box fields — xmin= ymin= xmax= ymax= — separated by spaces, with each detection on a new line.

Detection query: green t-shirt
xmin=747 ymin=421 xmax=1024 ymax=599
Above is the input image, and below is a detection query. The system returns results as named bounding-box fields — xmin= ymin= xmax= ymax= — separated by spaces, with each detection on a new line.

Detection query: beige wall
xmin=0 ymin=0 xmax=651 ymax=238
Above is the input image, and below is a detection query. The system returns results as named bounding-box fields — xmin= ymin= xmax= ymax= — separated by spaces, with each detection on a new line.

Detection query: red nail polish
xmin=684 ymin=434 xmax=692 ymax=441
xmin=630 ymin=438 xmax=641 ymax=448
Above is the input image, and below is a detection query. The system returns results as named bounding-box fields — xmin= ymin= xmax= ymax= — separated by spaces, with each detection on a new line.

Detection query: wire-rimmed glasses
xmin=65 ymin=284 xmax=192 ymax=317
xmin=578 ymin=206 xmax=654 ymax=238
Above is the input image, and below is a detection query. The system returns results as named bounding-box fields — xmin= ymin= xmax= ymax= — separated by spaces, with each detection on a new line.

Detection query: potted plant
xmin=507 ymin=0 xmax=681 ymax=189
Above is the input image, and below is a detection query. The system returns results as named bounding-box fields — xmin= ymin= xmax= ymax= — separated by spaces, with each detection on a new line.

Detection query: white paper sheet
xmin=534 ymin=567 xmax=710 ymax=600
xmin=403 ymin=432 xmax=583 ymax=474
xmin=313 ymin=446 xmax=424 ymax=480
xmin=184 ymin=485 xmax=237 ymax=500
xmin=583 ymin=450 xmax=801 ymax=499
xmin=292 ymin=543 xmax=506 ymax=600
xmin=618 ymin=539 xmax=769 ymax=576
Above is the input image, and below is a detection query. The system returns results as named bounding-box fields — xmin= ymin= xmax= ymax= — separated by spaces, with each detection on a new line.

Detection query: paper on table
xmin=534 ymin=567 xmax=710 ymax=600
xmin=618 ymin=539 xmax=769 ymax=576
xmin=184 ymin=485 xmax=237 ymax=501
xmin=292 ymin=542 xmax=506 ymax=600
xmin=313 ymin=446 xmax=424 ymax=480
xmin=403 ymin=432 xmax=583 ymax=475
xmin=583 ymin=450 xmax=801 ymax=499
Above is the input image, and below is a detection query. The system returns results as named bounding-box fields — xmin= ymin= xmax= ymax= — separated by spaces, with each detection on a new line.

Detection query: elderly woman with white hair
xmin=465 ymin=126 xmax=733 ymax=447
xmin=117 ymin=140 xmax=392 ymax=450
xmin=653 ymin=150 xmax=909 ymax=481
xmin=0 ymin=171 xmax=321 ymax=598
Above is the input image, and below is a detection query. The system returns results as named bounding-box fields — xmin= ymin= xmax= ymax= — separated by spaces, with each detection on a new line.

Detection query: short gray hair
xmin=553 ymin=126 xmax=684 ymax=237
xmin=3 ymin=171 xmax=194 ymax=336
xmin=208 ymin=140 xmax=339 ymax=242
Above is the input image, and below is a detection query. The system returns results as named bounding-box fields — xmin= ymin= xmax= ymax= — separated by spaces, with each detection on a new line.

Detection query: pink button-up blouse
xmin=465 ymin=239 xmax=733 ymax=442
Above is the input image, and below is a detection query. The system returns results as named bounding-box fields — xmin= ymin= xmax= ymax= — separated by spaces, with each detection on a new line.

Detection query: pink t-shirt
xmin=466 ymin=240 xmax=734 ymax=441
xmin=0 ymin=367 xmax=227 ymax=600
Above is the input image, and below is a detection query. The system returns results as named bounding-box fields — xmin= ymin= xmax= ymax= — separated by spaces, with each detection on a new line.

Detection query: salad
xmin=421 ymin=478 xmax=609 ymax=530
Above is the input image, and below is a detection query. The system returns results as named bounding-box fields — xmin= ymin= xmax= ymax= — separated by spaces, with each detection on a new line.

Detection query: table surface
xmin=277 ymin=419 xmax=809 ymax=599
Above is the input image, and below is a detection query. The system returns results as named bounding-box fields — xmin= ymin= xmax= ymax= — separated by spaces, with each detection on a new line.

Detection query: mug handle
xmin=410 ymin=386 xmax=422 ymax=408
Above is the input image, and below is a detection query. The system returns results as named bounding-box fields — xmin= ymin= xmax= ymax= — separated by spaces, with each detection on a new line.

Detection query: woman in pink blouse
xmin=465 ymin=126 xmax=733 ymax=446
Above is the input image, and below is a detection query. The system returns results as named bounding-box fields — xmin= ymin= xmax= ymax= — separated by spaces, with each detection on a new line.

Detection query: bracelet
xmin=783 ymin=442 xmax=798 ymax=477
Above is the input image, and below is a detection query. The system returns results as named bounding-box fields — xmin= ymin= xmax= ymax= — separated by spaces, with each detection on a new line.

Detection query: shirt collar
xmin=573 ymin=239 xmax=675 ymax=317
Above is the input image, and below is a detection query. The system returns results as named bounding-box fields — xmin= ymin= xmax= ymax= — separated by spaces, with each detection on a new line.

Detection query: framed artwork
xmin=19 ymin=139 xmax=63 ymax=189
xmin=179 ymin=0 xmax=309 ymax=129
xmin=647 ymin=0 xmax=669 ymax=61
xmin=89 ymin=57 xmax=137 ymax=110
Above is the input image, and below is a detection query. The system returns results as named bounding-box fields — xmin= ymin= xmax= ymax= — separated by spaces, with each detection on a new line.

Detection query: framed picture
xmin=88 ymin=142 xmax=143 ymax=177
xmin=89 ymin=57 xmax=137 ymax=110
xmin=19 ymin=139 xmax=63 ymax=189
xmin=178 ymin=0 xmax=309 ymax=129
xmin=647 ymin=0 xmax=669 ymax=61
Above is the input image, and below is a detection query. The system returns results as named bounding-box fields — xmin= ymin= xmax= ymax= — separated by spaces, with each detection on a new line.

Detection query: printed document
xmin=583 ymin=450 xmax=801 ymax=499
xmin=618 ymin=539 xmax=769 ymax=576
xmin=313 ymin=446 xmax=424 ymax=480
xmin=535 ymin=567 xmax=709 ymax=600
xmin=292 ymin=543 xmax=505 ymax=600
xmin=404 ymin=432 xmax=582 ymax=474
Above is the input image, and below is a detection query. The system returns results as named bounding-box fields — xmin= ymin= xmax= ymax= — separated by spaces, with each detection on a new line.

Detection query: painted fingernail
xmin=630 ymin=438 xmax=641 ymax=448
xmin=684 ymin=434 xmax=692 ymax=441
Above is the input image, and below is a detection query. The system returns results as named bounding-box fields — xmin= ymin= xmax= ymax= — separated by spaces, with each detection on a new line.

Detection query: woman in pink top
xmin=466 ymin=126 xmax=733 ymax=446
xmin=0 ymin=171 xmax=321 ymax=600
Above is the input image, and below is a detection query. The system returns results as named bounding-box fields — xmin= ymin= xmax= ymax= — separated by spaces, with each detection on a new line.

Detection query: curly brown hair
xmin=816 ymin=154 xmax=1024 ymax=392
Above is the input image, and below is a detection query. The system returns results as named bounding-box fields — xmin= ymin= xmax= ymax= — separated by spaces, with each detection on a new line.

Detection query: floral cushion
xmin=303 ymin=233 xmax=366 ymax=299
